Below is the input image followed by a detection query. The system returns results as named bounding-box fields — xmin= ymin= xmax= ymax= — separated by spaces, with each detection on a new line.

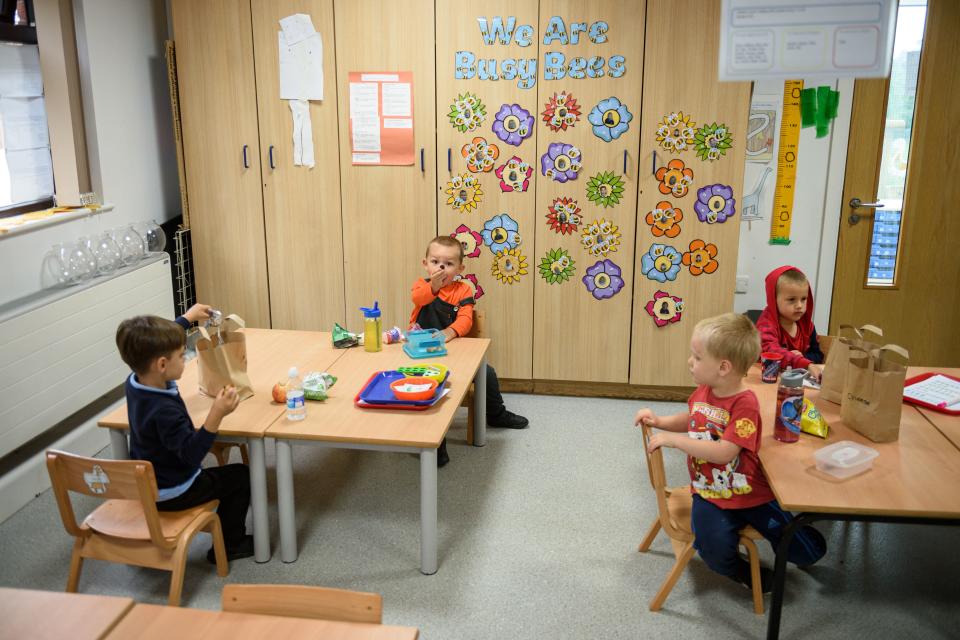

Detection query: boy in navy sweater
xmin=115 ymin=304 xmax=252 ymax=562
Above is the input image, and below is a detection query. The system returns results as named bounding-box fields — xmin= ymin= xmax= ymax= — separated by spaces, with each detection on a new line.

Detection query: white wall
xmin=0 ymin=0 xmax=178 ymax=307
xmin=734 ymin=78 xmax=854 ymax=331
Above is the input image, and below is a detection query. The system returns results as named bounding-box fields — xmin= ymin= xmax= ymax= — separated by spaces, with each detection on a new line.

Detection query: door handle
xmin=269 ymin=145 xmax=275 ymax=170
xmin=849 ymin=197 xmax=885 ymax=209
xmin=242 ymin=144 xmax=249 ymax=169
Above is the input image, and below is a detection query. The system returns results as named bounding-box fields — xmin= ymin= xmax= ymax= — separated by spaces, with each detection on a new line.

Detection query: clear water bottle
xmin=286 ymin=366 xmax=306 ymax=421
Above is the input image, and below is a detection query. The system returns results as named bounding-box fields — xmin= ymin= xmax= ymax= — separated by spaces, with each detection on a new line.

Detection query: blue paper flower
xmin=640 ymin=243 xmax=682 ymax=283
xmin=481 ymin=214 xmax=521 ymax=254
xmin=588 ymin=97 xmax=633 ymax=142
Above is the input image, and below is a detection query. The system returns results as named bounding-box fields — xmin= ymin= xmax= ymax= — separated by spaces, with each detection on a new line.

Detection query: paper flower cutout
xmin=539 ymin=248 xmax=576 ymax=284
xmin=491 ymin=248 xmax=528 ymax=284
xmin=448 ymin=93 xmax=486 ymax=133
xmin=588 ymin=97 xmax=633 ymax=142
xmin=545 ymin=197 xmax=582 ymax=235
xmin=645 ymin=290 xmax=684 ymax=327
xmin=541 ymin=92 xmax=581 ymax=132
xmin=495 ymin=156 xmax=533 ymax=193
xmin=583 ymin=259 xmax=624 ymax=300
xmin=655 ymin=111 xmax=696 ymax=153
xmin=586 ymin=171 xmax=626 ymax=208
xmin=540 ymin=142 xmax=582 ymax=183
xmin=459 ymin=273 xmax=484 ymax=300
xmin=693 ymin=184 xmax=736 ymax=223
xmin=682 ymin=239 xmax=719 ymax=276
xmin=451 ymin=224 xmax=483 ymax=259
xmin=656 ymin=159 xmax=694 ymax=198
xmin=462 ymin=136 xmax=500 ymax=173
xmin=580 ymin=218 xmax=621 ymax=258
xmin=444 ymin=173 xmax=483 ymax=213
xmin=645 ymin=201 xmax=683 ymax=238
xmin=492 ymin=103 xmax=534 ymax=146
xmin=481 ymin=214 xmax=521 ymax=254
xmin=694 ymin=122 xmax=733 ymax=161
xmin=641 ymin=243 xmax=683 ymax=283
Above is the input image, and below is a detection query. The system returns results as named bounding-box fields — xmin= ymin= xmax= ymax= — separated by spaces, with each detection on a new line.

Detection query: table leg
xmin=109 ymin=430 xmax=129 ymax=459
xmin=420 ymin=447 xmax=438 ymax=575
xmin=766 ymin=513 xmax=809 ymax=640
xmin=473 ymin=357 xmax=487 ymax=447
xmin=247 ymin=437 xmax=271 ymax=563
xmin=277 ymin=439 xmax=299 ymax=563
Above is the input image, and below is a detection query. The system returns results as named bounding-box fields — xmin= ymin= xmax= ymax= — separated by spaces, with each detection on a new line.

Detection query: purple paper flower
xmin=540 ymin=142 xmax=583 ymax=183
xmin=693 ymin=184 xmax=736 ymax=224
xmin=582 ymin=259 xmax=624 ymax=300
xmin=492 ymin=104 xmax=534 ymax=146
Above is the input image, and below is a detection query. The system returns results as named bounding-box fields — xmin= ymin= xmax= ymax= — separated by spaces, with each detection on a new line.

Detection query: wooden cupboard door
xmin=334 ymin=0 xmax=437 ymax=331
xmin=532 ymin=1 xmax=644 ymax=382
xmin=436 ymin=1 xmax=539 ymax=379
xmin=171 ymin=0 xmax=271 ymax=327
xmin=629 ymin=0 xmax=751 ymax=386
xmin=251 ymin=0 xmax=345 ymax=330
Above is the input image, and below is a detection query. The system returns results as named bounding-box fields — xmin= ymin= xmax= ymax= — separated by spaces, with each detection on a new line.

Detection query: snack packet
xmin=303 ymin=372 xmax=337 ymax=401
xmin=800 ymin=398 xmax=829 ymax=438
xmin=333 ymin=323 xmax=359 ymax=349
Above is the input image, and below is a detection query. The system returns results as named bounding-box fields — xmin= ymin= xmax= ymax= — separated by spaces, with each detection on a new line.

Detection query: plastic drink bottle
xmin=774 ymin=368 xmax=805 ymax=442
xmin=361 ymin=301 xmax=382 ymax=353
xmin=286 ymin=366 xmax=306 ymax=421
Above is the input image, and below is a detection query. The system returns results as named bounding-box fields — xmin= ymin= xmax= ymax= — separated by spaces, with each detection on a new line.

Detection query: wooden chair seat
xmin=209 ymin=441 xmax=249 ymax=466
xmin=222 ymin=584 xmax=383 ymax=624
xmin=84 ymin=499 xmax=219 ymax=541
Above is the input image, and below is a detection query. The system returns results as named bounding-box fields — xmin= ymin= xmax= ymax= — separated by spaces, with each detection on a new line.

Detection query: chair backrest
xmin=465 ymin=308 xmax=486 ymax=339
xmin=639 ymin=425 xmax=688 ymax=540
xmin=46 ymin=449 xmax=168 ymax=545
xmin=222 ymin=584 xmax=383 ymax=624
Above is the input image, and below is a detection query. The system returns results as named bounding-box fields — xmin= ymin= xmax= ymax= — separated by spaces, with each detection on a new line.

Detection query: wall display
xmin=693 ymin=122 xmax=733 ymax=161
xmin=481 ymin=213 xmax=522 ymax=253
xmin=538 ymin=247 xmax=576 ymax=284
xmin=769 ymin=79 xmax=803 ymax=245
xmin=540 ymin=142 xmax=582 ymax=182
xmin=656 ymin=159 xmax=694 ymax=197
xmin=645 ymin=290 xmax=684 ymax=327
xmin=693 ymin=183 xmax=736 ymax=223
xmin=682 ymin=239 xmax=719 ymax=275
xmin=444 ymin=173 xmax=484 ymax=212
xmin=640 ymin=243 xmax=683 ymax=283
xmin=491 ymin=247 xmax=528 ymax=284
xmin=588 ymin=96 xmax=633 ymax=141
xmin=541 ymin=91 xmax=581 ymax=131
xmin=585 ymin=171 xmax=625 ymax=207
xmin=580 ymin=218 xmax=621 ymax=258
xmin=746 ymin=97 xmax=777 ymax=162
xmin=545 ymin=197 xmax=582 ymax=235
xmin=645 ymin=201 xmax=683 ymax=238
xmin=495 ymin=156 xmax=533 ymax=192
xmin=462 ymin=136 xmax=501 ymax=172
xmin=582 ymin=259 xmax=625 ymax=300
xmin=655 ymin=111 xmax=696 ymax=153
xmin=348 ymin=71 xmax=415 ymax=165
xmin=448 ymin=92 xmax=487 ymax=132
xmin=452 ymin=223 xmax=483 ymax=258
xmin=460 ymin=273 xmax=485 ymax=299
xmin=492 ymin=103 xmax=535 ymax=145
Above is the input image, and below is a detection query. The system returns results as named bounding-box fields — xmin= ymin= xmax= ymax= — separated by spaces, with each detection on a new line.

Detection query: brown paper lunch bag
xmin=196 ymin=314 xmax=254 ymax=400
xmin=820 ymin=324 xmax=884 ymax=404
xmin=840 ymin=344 xmax=910 ymax=443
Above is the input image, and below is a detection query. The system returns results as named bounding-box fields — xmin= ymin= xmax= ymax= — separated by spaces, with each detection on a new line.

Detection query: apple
xmin=272 ymin=381 xmax=287 ymax=404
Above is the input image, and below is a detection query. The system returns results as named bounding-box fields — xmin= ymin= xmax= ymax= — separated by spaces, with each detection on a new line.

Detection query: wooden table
xmin=267 ymin=338 xmax=490 ymax=574
xmin=104 ymin=603 xmax=419 ymax=640
xmin=97 ymin=329 xmax=346 ymax=562
xmin=0 ymin=588 xmax=134 ymax=639
xmin=903 ymin=366 xmax=960 ymax=451
xmin=748 ymin=365 xmax=960 ymax=639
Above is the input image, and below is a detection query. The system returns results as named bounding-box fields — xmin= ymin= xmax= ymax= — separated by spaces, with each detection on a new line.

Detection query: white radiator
xmin=0 ymin=254 xmax=174 ymax=459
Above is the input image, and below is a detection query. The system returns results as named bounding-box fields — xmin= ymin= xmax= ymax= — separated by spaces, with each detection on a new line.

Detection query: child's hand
xmin=441 ymin=327 xmax=457 ymax=342
xmin=428 ymin=268 xmax=447 ymax=293
xmin=214 ymin=385 xmax=239 ymax=415
xmin=808 ymin=363 xmax=823 ymax=381
xmin=790 ymin=349 xmax=803 ymax=357
xmin=634 ymin=408 xmax=659 ymax=428
xmin=647 ymin=432 xmax=677 ymax=453
xmin=184 ymin=303 xmax=213 ymax=324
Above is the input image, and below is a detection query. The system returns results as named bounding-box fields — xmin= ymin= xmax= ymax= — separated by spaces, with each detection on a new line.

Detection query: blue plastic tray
xmin=358 ymin=370 xmax=449 ymax=406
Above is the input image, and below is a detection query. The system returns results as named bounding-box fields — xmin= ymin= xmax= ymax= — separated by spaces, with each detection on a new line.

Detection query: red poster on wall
xmin=348 ymin=71 xmax=414 ymax=166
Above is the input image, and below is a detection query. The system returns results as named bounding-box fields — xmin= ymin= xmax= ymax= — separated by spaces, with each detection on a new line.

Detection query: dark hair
xmin=115 ymin=316 xmax=185 ymax=375
xmin=427 ymin=235 xmax=464 ymax=263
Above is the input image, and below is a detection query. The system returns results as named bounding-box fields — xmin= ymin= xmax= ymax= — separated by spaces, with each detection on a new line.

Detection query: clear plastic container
xmin=285 ymin=367 xmax=306 ymax=421
xmin=814 ymin=440 xmax=879 ymax=479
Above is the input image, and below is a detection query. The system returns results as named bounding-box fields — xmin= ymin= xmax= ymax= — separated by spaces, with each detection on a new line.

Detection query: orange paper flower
xmin=682 ymin=239 xmax=719 ymax=275
xmin=645 ymin=201 xmax=683 ymax=238
xmin=461 ymin=136 xmax=500 ymax=173
xmin=656 ymin=159 xmax=694 ymax=198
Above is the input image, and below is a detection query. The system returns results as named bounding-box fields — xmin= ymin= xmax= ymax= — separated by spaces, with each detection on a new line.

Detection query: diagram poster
xmin=348 ymin=71 xmax=414 ymax=166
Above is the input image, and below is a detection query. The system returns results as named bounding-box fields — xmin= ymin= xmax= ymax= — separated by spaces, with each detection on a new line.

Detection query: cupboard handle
xmin=651 ymin=150 xmax=657 ymax=176
xmin=269 ymin=145 xmax=275 ymax=169
xmin=420 ymin=148 xmax=424 ymax=173
xmin=623 ymin=150 xmax=627 ymax=175
xmin=243 ymin=144 xmax=249 ymax=169
xmin=447 ymin=148 xmax=451 ymax=173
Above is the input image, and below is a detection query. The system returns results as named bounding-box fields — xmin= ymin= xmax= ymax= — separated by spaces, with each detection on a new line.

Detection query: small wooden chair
xmin=46 ymin=449 xmax=228 ymax=606
xmin=209 ymin=441 xmax=249 ymax=466
xmin=637 ymin=425 xmax=765 ymax=614
xmin=222 ymin=584 xmax=383 ymax=624
xmin=462 ymin=308 xmax=487 ymax=445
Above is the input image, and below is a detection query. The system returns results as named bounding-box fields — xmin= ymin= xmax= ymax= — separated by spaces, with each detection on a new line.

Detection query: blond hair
xmin=776 ymin=268 xmax=808 ymax=293
xmin=426 ymin=235 xmax=464 ymax=263
xmin=694 ymin=313 xmax=760 ymax=375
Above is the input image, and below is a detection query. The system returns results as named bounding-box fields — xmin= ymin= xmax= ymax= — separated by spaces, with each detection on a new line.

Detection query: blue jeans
xmin=691 ymin=494 xmax=827 ymax=578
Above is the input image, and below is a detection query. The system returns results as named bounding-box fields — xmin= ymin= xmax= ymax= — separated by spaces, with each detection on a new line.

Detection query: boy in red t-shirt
xmin=635 ymin=313 xmax=826 ymax=591
xmin=756 ymin=265 xmax=824 ymax=379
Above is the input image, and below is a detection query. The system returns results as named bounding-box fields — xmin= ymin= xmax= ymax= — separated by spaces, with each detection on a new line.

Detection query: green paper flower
xmin=448 ymin=93 xmax=487 ymax=133
xmin=694 ymin=122 xmax=733 ymax=161
xmin=538 ymin=248 xmax=576 ymax=284
xmin=586 ymin=171 xmax=626 ymax=208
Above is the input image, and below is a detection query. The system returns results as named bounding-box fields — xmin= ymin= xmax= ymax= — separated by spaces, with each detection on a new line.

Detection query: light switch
xmin=735 ymin=275 xmax=749 ymax=293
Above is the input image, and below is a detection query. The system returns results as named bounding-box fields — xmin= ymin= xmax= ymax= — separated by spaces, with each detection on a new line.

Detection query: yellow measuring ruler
xmin=769 ymin=80 xmax=803 ymax=245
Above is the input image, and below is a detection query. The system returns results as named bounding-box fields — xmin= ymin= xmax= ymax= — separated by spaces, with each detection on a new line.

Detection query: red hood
xmin=759 ymin=265 xmax=814 ymax=330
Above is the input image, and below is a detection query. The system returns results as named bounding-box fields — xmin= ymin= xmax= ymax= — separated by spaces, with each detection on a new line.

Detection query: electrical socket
xmin=735 ymin=275 xmax=749 ymax=294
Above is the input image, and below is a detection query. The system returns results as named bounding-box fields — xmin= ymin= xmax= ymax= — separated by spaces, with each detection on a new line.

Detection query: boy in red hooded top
xmin=756 ymin=266 xmax=825 ymax=378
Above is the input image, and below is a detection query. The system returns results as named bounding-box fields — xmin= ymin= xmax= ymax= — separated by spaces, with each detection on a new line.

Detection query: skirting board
xmin=499 ymin=379 xmax=694 ymax=402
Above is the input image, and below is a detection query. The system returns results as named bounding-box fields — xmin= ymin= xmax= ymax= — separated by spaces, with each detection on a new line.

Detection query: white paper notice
xmin=349 ymin=83 xmax=379 ymax=119
xmin=279 ymin=13 xmax=316 ymax=45
xmin=0 ymin=97 xmax=49 ymax=150
xmin=289 ymin=99 xmax=314 ymax=168
xmin=351 ymin=118 xmax=381 ymax=152
xmin=383 ymin=118 xmax=412 ymax=129
xmin=0 ymin=43 xmax=43 ymax=97
xmin=279 ymin=31 xmax=323 ymax=100
xmin=352 ymin=153 xmax=380 ymax=164
xmin=381 ymin=82 xmax=411 ymax=117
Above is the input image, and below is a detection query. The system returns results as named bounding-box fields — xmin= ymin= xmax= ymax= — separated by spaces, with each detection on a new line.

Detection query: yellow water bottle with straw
xmin=360 ymin=301 xmax=382 ymax=352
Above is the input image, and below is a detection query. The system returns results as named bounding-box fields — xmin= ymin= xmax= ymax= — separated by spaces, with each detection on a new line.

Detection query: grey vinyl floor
xmin=1 ymin=393 xmax=958 ymax=639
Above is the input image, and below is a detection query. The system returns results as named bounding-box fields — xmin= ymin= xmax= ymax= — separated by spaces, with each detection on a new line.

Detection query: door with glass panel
xmin=831 ymin=0 xmax=960 ymax=366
